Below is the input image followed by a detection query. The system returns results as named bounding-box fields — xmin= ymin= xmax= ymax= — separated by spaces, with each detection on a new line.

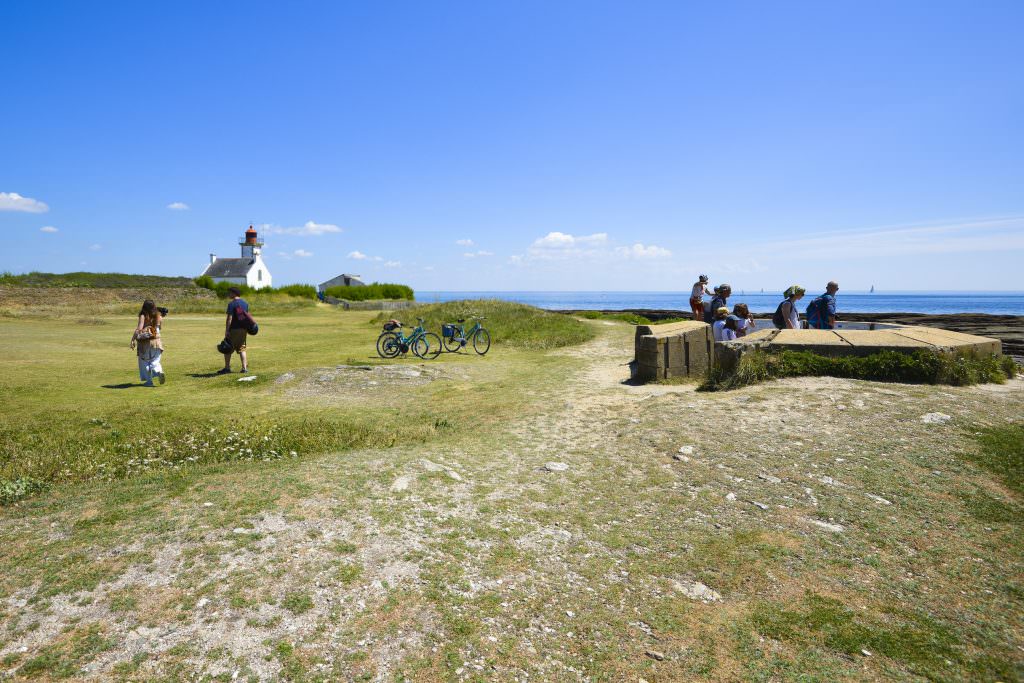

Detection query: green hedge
xmin=194 ymin=276 xmax=317 ymax=300
xmin=324 ymin=283 xmax=414 ymax=301
xmin=700 ymin=348 xmax=1017 ymax=391
xmin=1 ymin=271 xmax=195 ymax=288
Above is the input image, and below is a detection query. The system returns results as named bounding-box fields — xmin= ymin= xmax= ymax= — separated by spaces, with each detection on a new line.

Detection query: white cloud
xmin=293 ymin=249 xmax=313 ymax=258
xmin=463 ymin=250 xmax=494 ymax=258
xmin=1 ymin=192 xmax=49 ymax=213
xmin=39 ymin=226 xmax=58 ymax=233
xmin=615 ymin=243 xmax=672 ymax=259
xmin=531 ymin=231 xmax=608 ymax=250
xmin=455 ymin=238 xmax=474 ymax=246
xmin=166 ymin=201 xmax=190 ymax=211
xmin=89 ymin=243 xmax=102 ymax=251
xmin=265 ymin=220 xmax=342 ymax=236
xmin=384 ymin=260 xmax=401 ymax=268
xmin=348 ymin=251 xmax=367 ymax=260
xmin=277 ymin=249 xmax=314 ymax=260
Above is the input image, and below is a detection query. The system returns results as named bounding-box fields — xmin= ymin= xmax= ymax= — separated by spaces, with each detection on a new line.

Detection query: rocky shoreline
xmin=559 ymin=309 xmax=1024 ymax=360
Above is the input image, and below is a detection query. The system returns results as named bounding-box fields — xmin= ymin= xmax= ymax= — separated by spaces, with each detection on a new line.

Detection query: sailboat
xmin=870 ymin=285 xmax=875 ymax=293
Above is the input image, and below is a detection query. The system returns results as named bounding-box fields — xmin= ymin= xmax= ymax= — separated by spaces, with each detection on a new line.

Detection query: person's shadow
xmin=187 ymin=372 xmax=226 ymax=378
xmin=101 ymin=383 xmax=145 ymax=389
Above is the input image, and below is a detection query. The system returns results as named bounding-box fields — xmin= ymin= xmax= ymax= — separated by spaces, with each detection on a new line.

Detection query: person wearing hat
xmin=773 ymin=285 xmax=806 ymax=329
xmin=807 ymin=281 xmax=840 ymax=329
xmin=704 ymin=284 xmax=732 ymax=324
xmin=712 ymin=306 xmax=737 ymax=341
xmin=689 ymin=274 xmax=712 ymax=321
xmin=732 ymin=303 xmax=755 ymax=337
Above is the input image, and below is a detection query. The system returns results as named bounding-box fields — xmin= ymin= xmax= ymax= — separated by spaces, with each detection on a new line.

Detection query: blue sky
xmin=2 ymin=1 xmax=1022 ymax=291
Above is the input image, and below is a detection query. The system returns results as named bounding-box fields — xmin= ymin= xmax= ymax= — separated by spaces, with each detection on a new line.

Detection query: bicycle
xmin=440 ymin=316 xmax=490 ymax=355
xmin=376 ymin=318 xmax=442 ymax=360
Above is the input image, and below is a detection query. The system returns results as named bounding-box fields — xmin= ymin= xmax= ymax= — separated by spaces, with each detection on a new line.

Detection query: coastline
xmin=557 ymin=309 xmax=1024 ymax=359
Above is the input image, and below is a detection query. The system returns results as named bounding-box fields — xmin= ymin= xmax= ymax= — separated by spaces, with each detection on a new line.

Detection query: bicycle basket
xmin=441 ymin=324 xmax=456 ymax=338
xmin=383 ymin=320 xmax=401 ymax=332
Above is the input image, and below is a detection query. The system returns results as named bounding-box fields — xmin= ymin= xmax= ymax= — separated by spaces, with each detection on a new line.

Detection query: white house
xmin=201 ymin=225 xmax=272 ymax=290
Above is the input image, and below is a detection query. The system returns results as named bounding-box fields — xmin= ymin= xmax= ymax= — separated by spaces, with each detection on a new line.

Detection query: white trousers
xmin=138 ymin=347 xmax=163 ymax=383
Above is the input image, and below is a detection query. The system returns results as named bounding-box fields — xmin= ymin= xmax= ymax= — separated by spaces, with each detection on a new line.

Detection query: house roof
xmin=204 ymin=258 xmax=255 ymax=278
xmin=319 ymin=273 xmax=365 ymax=288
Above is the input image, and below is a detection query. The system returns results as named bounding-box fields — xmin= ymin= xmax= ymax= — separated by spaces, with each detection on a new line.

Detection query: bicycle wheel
xmin=413 ymin=332 xmax=442 ymax=360
xmin=472 ymin=328 xmax=491 ymax=355
xmin=442 ymin=332 xmax=463 ymax=353
xmin=377 ymin=332 xmax=401 ymax=358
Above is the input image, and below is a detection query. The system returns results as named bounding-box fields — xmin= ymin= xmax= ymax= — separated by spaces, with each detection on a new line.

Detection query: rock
xmin=390 ymin=475 xmax=411 ymax=492
xmin=921 ymin=412 xmax=952 ymax=424
xmin=543 ymin=462 xmax=569 ymax=472
xmin=446 ymin=470 xmax=463 ymax=482
xmin=645 ymin=650 xmax=665 ymax=661
xmin=196 ymin=597 xmax=209 ymax=609
xmin=673 ymin=454 xmax=691 ymax=462
xmin=232 ymin=528 xmax=247 ymax=534
xmin=678 ymin=445 xmax=695 ymax=455
xmin=565 ymin=610 xmax=575 ymax=618
xmin=275 ymin=372 xmax=295 ymax=383
xmin=808 ymin=519 xmax=844 ymax=533
xmin=237 ymin=375 xmax=257 ymax=382
xmin=725 ymin=492 xmax=736 ymax=501
xmin=750 ymin=501 xmax=770 ymax=511
xmin=861 ymin=649 xmax=872 ymax=657
xmin=865 ymin=493 xmax=892 ymax=505
xmin=671 ymin=579 xmax=722 ymax=602
xmin=420 ymin=459 xmax=444 ymax=472
xmin=202 ymin=502 xmax=214 ymax=507
xmin=758 ymin=474 xmax=782 ymax=484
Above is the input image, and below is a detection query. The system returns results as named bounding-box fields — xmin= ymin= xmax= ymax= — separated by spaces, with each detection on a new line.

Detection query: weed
xmin=281 ymin=591 xmax=314 ymax=614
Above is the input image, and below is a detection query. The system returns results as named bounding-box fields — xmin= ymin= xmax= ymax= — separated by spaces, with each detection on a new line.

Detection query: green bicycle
xmin=377 ymin=318 xmax=442 ymax=360
xmin=440 ymin=316 xmax=490 ymax=355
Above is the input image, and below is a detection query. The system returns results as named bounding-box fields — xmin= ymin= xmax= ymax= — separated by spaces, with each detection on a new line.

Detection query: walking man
xmin=218 ymin=287 xmax=250 ymax=374
xmin=807 ymin=281 xmax=840 ymax=329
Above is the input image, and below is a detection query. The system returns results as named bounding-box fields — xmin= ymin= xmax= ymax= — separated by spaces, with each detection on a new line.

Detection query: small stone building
xmin=318 ymin=274 xmax=365 ymax=292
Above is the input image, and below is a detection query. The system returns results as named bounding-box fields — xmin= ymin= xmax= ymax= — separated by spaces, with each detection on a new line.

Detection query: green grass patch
xmin=700 ymin=349 xmax=1016 ymax=391
xmin=372 ymin=299 xmax=594 ymax=349
xmin=965 ymin=424 xmax=1024 ymax=496
xmin=17 ymin=623 xmax=114 ymax=679
xmin=281 ymin=591 xmax=314 ymax=614
xmin=1 ymin=271 xmax=194 ymax=288
xmin=574 ymin=310 xmax=690 ymax=326
xmin=324 ymin=282 xmax=414 ymax=301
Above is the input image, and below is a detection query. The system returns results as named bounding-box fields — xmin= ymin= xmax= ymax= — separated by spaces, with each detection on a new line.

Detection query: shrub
xmin=371 ymin=299 xmax=593 ymax=350
xmin=699 ymin=349 xmax=1016 ymax=391
xmin=323 ymin=283 xmax=414 ymax=301
xmin=2 ymin=271 xmax=195 ymax=288
xmin=193 ymin=278 xmax=318 ymax=300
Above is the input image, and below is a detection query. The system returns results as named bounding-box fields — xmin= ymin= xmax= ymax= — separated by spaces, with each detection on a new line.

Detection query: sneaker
xmin=156 ymin=371 xmax=166 ymax=385
xmin=240 ymin=368 xmax=248 ymax=374
xmin=216 ymin=367 xmax=232 ymax=375
xmin=143 ymin=381 xmax=155 ymax=387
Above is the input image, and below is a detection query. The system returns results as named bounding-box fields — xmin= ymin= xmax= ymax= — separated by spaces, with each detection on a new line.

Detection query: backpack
xmin=233 ymin=305 xmax=259 ymax=335
xmin=772 ymin=301 xmax=787 ymax=329
xmin=806 ymin=295 xmax=831 ymax=329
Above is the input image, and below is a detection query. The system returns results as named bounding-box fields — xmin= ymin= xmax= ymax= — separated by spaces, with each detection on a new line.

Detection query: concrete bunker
xmin=634 ymin=320 xmax=1002 ymax=383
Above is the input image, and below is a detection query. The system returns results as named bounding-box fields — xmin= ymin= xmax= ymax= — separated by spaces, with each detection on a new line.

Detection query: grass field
xmin=0 ymin=303 xmax=1021 ymax=681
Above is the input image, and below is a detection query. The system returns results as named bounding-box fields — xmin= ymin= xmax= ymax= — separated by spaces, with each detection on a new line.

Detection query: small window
xmin=258 ymin=270 xmax=262 ymax=282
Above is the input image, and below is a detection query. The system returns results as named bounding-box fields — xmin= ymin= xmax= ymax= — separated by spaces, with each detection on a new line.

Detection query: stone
xmin=275 ymin=372 xmax=295 ymax=383
xmin=725 ymin=492 xmax=736 ymax=501
xmin=543 ymin=462 xmax=569 ymax=472
xmin=757 ymin=474 xmax=782 ymax=484
xmin=202 ymin=502 xmax=214 ymax=507
xmin=808 ymin=519 xmax=844 ymax=533
xmin=645 ymin=650 xmax=665 ymax=661
xmin=671 ymin=579 xmax=722 ymax=602
xmin=673 ymin=454 xmax=690 ymax=462
xmin=921 ymin=412 xmax=952 ymax=424
xmin=678 ymin=445 xmax=695 ymax=455
xmin=865 ymin=493 xmax=892 ymax=505
xmin=237 ymin=375 xmax=257 ymax=382
xmin=750 ymin=501 xmax=769 ymax=511
xmin=446 ymin=470 xmax=463 ymax=482
xmin=420 ymin=459 xmax=444 ymax=472
xmin=390 ymin=476 xmax=411 ymax=492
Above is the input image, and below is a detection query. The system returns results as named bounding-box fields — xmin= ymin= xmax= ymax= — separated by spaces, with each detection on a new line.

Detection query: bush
xmin=193 ymin=277 xmax=318 ymax=300
xmin=324 ymin=283 xmax=414 ymax=301
xmin=371 ymin=299 xmax=594 ymax=350
xmin=700 ymin=349 xmax=1017 ymax=392
xmin=2 ymin=271 xmax=195 ymax=288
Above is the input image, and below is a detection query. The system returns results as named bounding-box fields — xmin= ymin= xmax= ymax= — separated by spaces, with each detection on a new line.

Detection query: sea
xmin=417 ymin=291 xmax=1024 ymax=316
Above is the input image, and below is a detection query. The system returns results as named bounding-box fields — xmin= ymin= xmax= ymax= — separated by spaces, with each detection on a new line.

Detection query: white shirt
xmin=691 ymin=283 xmax=707 ymax=299
xmin=713 ymin=319 xmax=736 ymax=342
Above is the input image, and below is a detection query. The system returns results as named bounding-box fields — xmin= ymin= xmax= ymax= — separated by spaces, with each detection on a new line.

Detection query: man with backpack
xmin=806 ymin=281 xmax=840 ymax=329
xmin=218 ymin=287 xmax=254 ymax=374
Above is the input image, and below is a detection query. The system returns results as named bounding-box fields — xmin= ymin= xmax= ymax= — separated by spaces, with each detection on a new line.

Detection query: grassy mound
xmin=324 ymin=283 xmax=413 ymax=301
xmin=1 ymin=271 xmax=195 ymax=288
xmin=700 ymin=348 xmax=1017 ymax=391
xmin=372 ymin=299 xmax=594 ymax=349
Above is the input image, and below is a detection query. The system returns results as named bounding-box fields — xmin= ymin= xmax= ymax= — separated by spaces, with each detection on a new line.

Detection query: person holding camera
xmin=218 ymin=287 xmax=251 ymax=374
xmin=130 ymin=299 xmax=165 ymax=386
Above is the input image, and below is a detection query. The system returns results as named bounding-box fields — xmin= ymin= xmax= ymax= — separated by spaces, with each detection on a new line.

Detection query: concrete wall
xmin=634 ymin=321 xmax=713 ymax=382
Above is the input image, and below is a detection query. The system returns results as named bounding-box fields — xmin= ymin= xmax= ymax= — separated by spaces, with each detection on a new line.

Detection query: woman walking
xmin=131 ymin=300 xmax=164 ymax=386
xmin=772 ymin=286 xmax=805 ymax=329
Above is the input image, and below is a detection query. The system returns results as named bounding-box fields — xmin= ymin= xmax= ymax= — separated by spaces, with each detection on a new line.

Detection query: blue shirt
xmin=807 ymin=293 xmax=836 ymax=329
xmin=227 ymin=298 xmax=250 ymax=329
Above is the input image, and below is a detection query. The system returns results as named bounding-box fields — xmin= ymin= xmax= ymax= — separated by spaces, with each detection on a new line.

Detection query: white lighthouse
xmin=200 ymin=225 xmax=273 ymax=290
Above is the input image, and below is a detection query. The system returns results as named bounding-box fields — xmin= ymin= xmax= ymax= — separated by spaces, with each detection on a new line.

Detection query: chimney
xmin=210 ymin=253 xmax=217 ymax=264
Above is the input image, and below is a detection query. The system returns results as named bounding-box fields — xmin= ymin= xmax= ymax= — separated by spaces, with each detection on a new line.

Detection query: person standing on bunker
xmin=131 ymin=299 xmax=164 ymax=386
xmin=773 ymin=285 xmax=805 ymax=329
xmin=218 ymin=287 xmax=250 ymax=374
xmin=806 ymin=281 xmax=840 ymax=329
xmin=689 ymin=274 xmax=712 ymax=321
xmin=704 ymin=284 xmax=731 ymax=324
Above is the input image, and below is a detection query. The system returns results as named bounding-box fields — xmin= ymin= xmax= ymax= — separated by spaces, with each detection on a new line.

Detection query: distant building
xmin=201 ymin=225 xmax=272 ymax=290
xmin=318 ymin=273 xmax=365 ymax=292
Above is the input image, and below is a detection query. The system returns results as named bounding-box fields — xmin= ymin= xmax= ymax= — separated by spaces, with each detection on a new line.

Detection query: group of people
xmin=689 ymin=275 xmax=840 ymax=342
xmin=129 ymin=287 xmax=253 ymax=386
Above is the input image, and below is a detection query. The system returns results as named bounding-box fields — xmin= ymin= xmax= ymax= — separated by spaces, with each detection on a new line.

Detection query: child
xmin=689 ymin=274 xmax=711 ymax=321
xmin=712 ymin=306 xmax=736 ymax=341
xmin=131 ymin=300 xmax=164 ymax=386
xmin=732 ymin=303 xmax=755 ymax=337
